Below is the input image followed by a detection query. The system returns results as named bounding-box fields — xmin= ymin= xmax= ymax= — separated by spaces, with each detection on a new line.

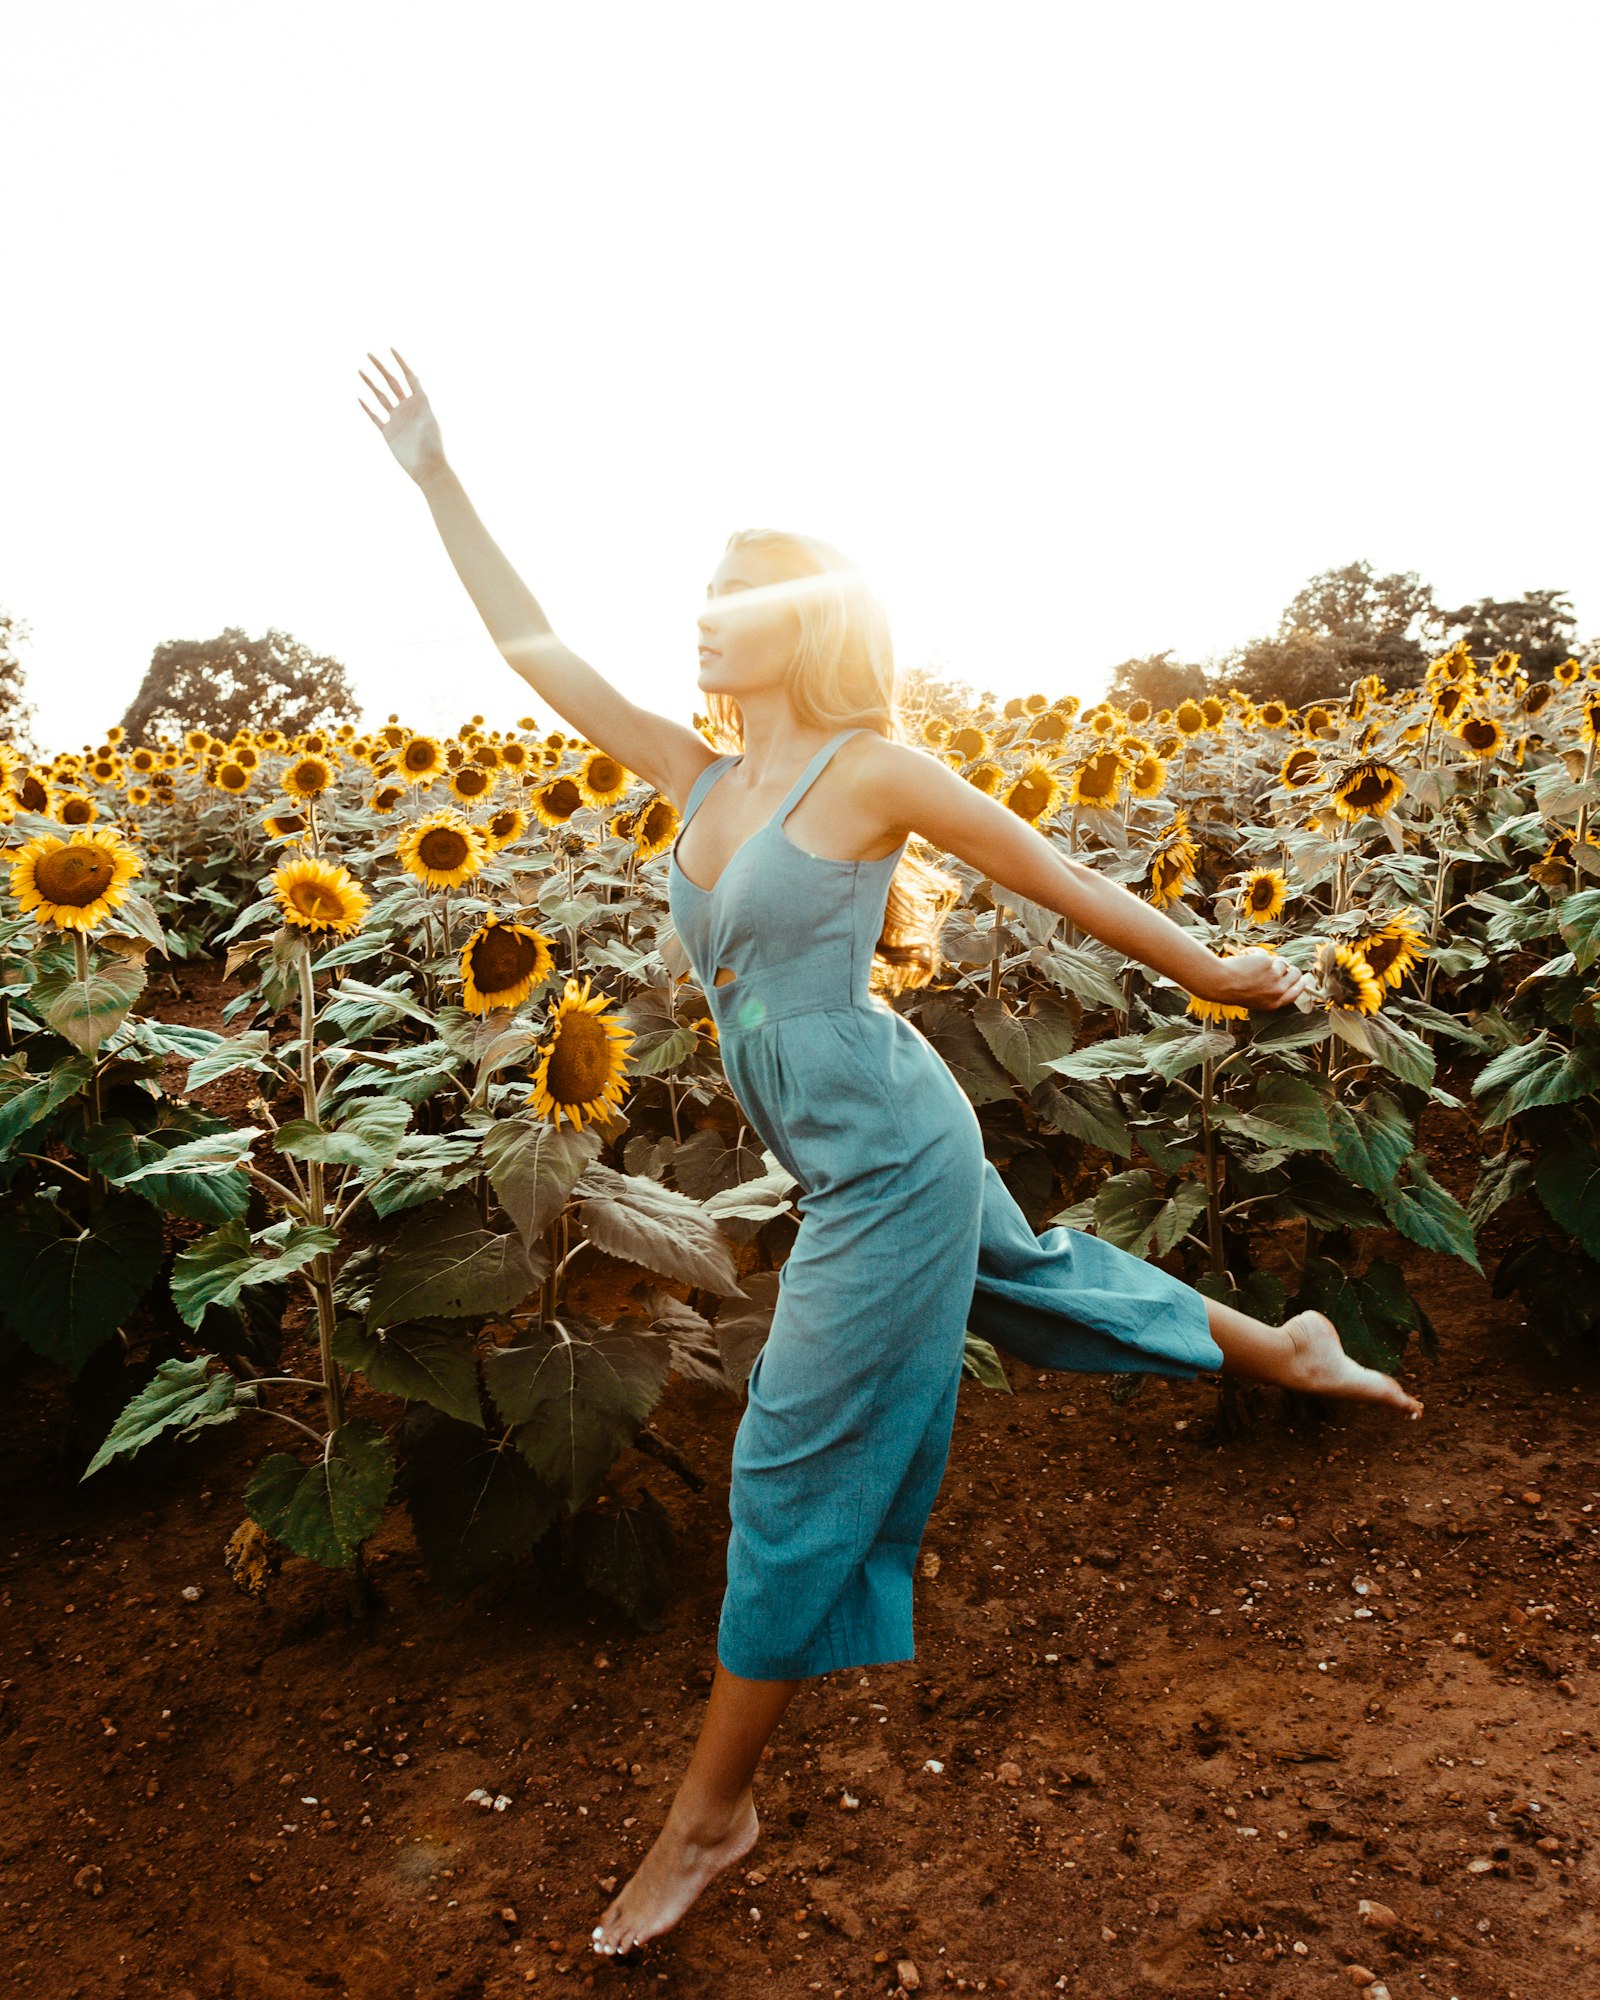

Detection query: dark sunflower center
xmin=271 ymin=812 xmax=307 ymax=835
xmin=489 ymin=810 xmax=519 ymax=840
xmin=1249 ymin=878 xmax=1277 ymax=911
xmin=61 ymin=798 xmax=94 ymax=823
xmin=403 ymin=741 xmax=436 ymax=771
xmin=1461 ymin=720 xmax=1497 ymax=749
xmin=587 ymin=757 xmax=623 ymax=791
xmin=289 ymin=876 xmax=350 ymax=921
xmin=292 ymin=760 xmax=326 ymax=791
xmin=470 ymin=926 xmax=543 ymax=994
xmin=1342 ymin=769 xmax=1394 ymax=810
xmin=1363 ymin=935 xmax=1403 ymax=978
xmin=1077 ymin=759 xmax=1118 ymax=802
xmin=546 ymin=1013 xmax=612 ymax=1104
xmin=35 ymin=845 xmax=116 ymax=906
xmin=418 ymin=828 xmax=471 ymax=871
xmin=455 ymin=768 xmax=489 ymax=795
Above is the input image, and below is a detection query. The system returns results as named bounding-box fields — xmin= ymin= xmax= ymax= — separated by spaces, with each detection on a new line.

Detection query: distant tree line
xmin=1104 ymin=562 xmax=1589 ymax=711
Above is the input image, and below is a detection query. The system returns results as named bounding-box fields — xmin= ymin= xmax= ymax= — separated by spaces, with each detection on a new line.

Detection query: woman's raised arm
xmin=359 ymin=348 xmax=710 ymax=803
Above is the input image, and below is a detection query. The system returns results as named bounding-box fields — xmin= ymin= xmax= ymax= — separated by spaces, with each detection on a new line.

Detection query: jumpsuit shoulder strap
xmin=776 ymin=726 xmax=876 ymax=823
xmin=678 ymin=750 xmax=739 ymax=830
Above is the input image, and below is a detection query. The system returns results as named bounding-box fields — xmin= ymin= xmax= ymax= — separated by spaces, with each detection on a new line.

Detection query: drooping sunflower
xmin=1241 ymin=868 xmax=1289 ymax=925
xmin=10 ymin=826 xmax=144 ymax=931
xmin=262 ymin=809 xmax=310 ymax=842
xmin=527 ymin=773 xmax=587 ymax=827
xmin=1332 ymin=760 xmax=1405 ymax=820
xmin=1063 ymin=749 xmax=1127 ymax=811
xmin=449 ymin=762 xmax=497 ymax=807
xmin=1456 ymin=713 xmax=1505 ymax=761
xmin=1144 ymin=810 xmax=1199 ymax=909
xmin=573 ymin=750 xmax=630 ymax=808
xmin=1354 ymin=910 xmax=1428 ymax=990
xmin=1002 ymin=759 xmax=1065 ymax=825
xmin=1316 ymin=939 xmax=1383 ymax=1014
xmin=525 ymin=972 xmax=635 ymax=1131
xmin=1433 ymin=684 xmax=1471 ymax=730
xmin=458 ymin=915 xmax=556 ymax=1014
xmin=1521 ymin=681 xmax=1554 ymax=717
xmin=481 ymin=805 xmax=529 ymax=851
xmin=628 ymin=796 xmax=679 ymax=861
xmin=282 ymin=754 xmax=334 ymax=800
xmin=1578 ymin=691 xmax=1600 ymax=748
xmin=396 ymin=810 xmax=488 ymax=890
xmin=1530 ymin=825 xmax=1600 ymax=891
xmin=271 ymin=855 xmax=370 ymax=937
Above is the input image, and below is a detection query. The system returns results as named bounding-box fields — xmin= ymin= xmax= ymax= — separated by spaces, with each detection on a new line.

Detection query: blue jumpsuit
xmin=668 ymin=725 xmax=1223 ymax=1681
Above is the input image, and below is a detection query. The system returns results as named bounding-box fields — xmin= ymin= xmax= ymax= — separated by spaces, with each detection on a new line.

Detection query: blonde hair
xmin=704 ymin=527 xmax=961 ymax=995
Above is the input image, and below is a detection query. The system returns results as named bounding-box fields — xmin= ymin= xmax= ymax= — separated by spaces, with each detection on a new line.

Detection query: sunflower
xmin=1521 ymin=681 xmax=1554 ymax=717
xmin=1553 ymin=658 xmax=1582 ymax=686
xmin=1332 ymin=760 xmax=1405 ymax=820
xmin=214 ymin=760 xmax=252 ymax=793
xmin=1257 ymin=699 xmax=1291 ymax=730
xmin=459 ymin=915 xmax=556 ymax=1013
xmin=528 ymin=774 xmax=587 ymax=826
xmin=573 ymin=751 xmax=632 ymax=809
xmin=1174 ymin=699 xmax=1206 ymax=737
xmin=271 ymin=855 xmax=370 ymax=937
xmin=1433 ymin=684 xmax=1470 ymax=729
xmin=1354 ymin=910 xmax=1428 ymax=990
xmin=1126 ymin=753 xmax=1168 ymax=800
xmin=396 ymin=810 xmax=488 ymax=889
xmin=1302 ymin=705 xmax=1338 ymax=737
xmin=1316 ymin=939 xmax=1383 ymax=1014
xmin=282 ymin=754 xmax=334 ymax=800
xmin=125 ymin=784 xmax=152 ymax=809
xmin=368 ymin=783 xmax=407 ymax=813
xmin=1456 ymin=713 xmax=1505 ymax=761
xmin=1200 ymin=696 xmax=1226 ymax=730
xmin=262 ymin=809 xmax=310 ymax=842
xmin=965 ymin=761 xmax=1005 ymax=798
xmin=1530 ymin=826 xmax=1600 ymax=890
xmin=449 ymin=763 xmax=497 ymax=806
xmin=10 ymin=826 xmax=143 ymax=931
xmin=13 ymin=768 xmax=54 ymax=816
xmin=1063 ymin=749 xmax=1127 ymax=811
xmin=1144 ymin=810 xmax=1199 ymax=909
xmin=525 ymin=973 xmax=635 ymax=1131
xmin=482 ymin=805 xmax=528 ymax=851
xmin=1002 ymin=759 xmax=1065 ymax=825
xmin=128 ymin=746 xmax=159 ymax=774
xmin=56 ymin=792 xmax=99 ymax=826
xmin=1241 ymin=868 xmax=1289 ymax=924
xmin=1579 ymin=692 xmax=1600 ymax=748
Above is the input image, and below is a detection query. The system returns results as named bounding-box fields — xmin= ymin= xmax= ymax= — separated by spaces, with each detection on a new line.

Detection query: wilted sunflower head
xmin=1145 ymin=811 xmax=1199 ymax=909
xmin=525 ymin=973 xmax=635 ymax=1131
xmin=459 ymin=916 xmax=555 ymax=1014
xmin=271 ymin=856 xmax=370 ymax=938
xmin=9 ymin=826 xmax=144 ymax=931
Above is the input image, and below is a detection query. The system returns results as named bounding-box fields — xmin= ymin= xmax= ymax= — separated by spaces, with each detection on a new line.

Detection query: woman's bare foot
xmin=591 ymin=1788 xmax=760 ymax=1957
xmin=1284 ymin=1309 xmax=1424 ymax=1417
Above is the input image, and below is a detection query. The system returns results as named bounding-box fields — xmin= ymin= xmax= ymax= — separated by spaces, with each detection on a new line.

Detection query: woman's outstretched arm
xmin=862 ymin=736 xmax=1309 ymax=1011
xmin=359 ymin=348 xmax=710 ymax=803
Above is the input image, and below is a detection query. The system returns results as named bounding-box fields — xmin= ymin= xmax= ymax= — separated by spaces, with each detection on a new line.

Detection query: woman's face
xmin=697 ymin=549 xmax=801 ymax=696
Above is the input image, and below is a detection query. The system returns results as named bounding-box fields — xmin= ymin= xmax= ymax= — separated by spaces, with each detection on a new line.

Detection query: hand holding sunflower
xmin=1213 ymin=946 xmax=1309 ymax=1013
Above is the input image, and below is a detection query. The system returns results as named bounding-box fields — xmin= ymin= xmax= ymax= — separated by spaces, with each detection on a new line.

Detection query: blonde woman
xmin=360 ymin=348 xmax=1422 ymax=1958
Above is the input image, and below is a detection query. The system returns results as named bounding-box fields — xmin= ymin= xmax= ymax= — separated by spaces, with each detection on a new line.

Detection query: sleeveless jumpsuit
xmin=667 ymin=725 xmax=1223 ymax=1681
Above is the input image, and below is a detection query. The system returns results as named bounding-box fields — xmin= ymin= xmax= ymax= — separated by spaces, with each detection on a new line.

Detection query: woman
xmin=358 ymin=348 xmax=1423 ymax=1959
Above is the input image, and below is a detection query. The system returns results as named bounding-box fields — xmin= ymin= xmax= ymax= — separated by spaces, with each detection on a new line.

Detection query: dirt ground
xmin=4 ymin=965 xmax=1598 ymax=2000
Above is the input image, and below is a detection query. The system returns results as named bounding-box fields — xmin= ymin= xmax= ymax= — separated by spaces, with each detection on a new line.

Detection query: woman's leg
xmin=591 ymin=1660 xmax=803 ymax=1956
xmin=1207 ymin=1298 xmax=1423 ymax=1416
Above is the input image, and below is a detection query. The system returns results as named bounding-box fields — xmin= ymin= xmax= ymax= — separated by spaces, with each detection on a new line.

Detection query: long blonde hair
xmin=703 ymin=527 xmax=961 ymax=996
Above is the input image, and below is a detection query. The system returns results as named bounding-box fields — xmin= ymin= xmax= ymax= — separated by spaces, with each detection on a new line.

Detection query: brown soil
xmin=4 ymin=965 xmax=1598 ymax=1999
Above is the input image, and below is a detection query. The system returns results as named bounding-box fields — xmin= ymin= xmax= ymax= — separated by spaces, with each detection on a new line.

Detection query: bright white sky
xmin=6 ymin=2 xmax=1597 ymax=754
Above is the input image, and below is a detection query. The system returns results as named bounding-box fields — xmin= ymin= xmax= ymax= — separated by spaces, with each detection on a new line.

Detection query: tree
xmin=1104 ymin=651 xmax=1218 ymax=712
xmin=0 ymin=607 xmax=38 ymax=753
xmin=119 ymin=626 xmax=360 ymax=743
xmin=1432 ymin=588 xmax=1578 ymax=680
xmin=1221 ymin=560 xmax=1442 ymax=706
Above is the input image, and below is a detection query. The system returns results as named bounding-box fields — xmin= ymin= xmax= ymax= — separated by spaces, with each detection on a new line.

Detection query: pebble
xmin=1357 ymin=1898 xmax=1398 ymax=1931
xmin=1343 ymin=1968 xmax=1378 ymax=1988
xmin=897 ymin=1962 xmax=921 ymax=1991
xmin=180 ymin=1585 xmax=204 ymax=1602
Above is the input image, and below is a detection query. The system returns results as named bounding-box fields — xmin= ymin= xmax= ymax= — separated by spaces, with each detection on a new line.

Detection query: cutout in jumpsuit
xmin=668 ymin=726 xmax=1224 ymax=1681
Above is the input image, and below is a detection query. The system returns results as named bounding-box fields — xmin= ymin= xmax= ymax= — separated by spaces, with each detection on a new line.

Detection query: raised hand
xmin=358 ymin=348 xmax=447 ymax=484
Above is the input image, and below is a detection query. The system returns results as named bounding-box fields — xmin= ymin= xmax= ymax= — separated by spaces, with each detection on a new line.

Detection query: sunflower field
xmin=3 ymin=642 xmax=1599 ymax=1624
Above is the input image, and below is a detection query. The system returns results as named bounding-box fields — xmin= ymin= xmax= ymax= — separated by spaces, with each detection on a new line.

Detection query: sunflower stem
xmin=1199 ymin=1053 xmax=1226 ymax=1287
xmin=72 ymin=928 xmax=106 ymax=1205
